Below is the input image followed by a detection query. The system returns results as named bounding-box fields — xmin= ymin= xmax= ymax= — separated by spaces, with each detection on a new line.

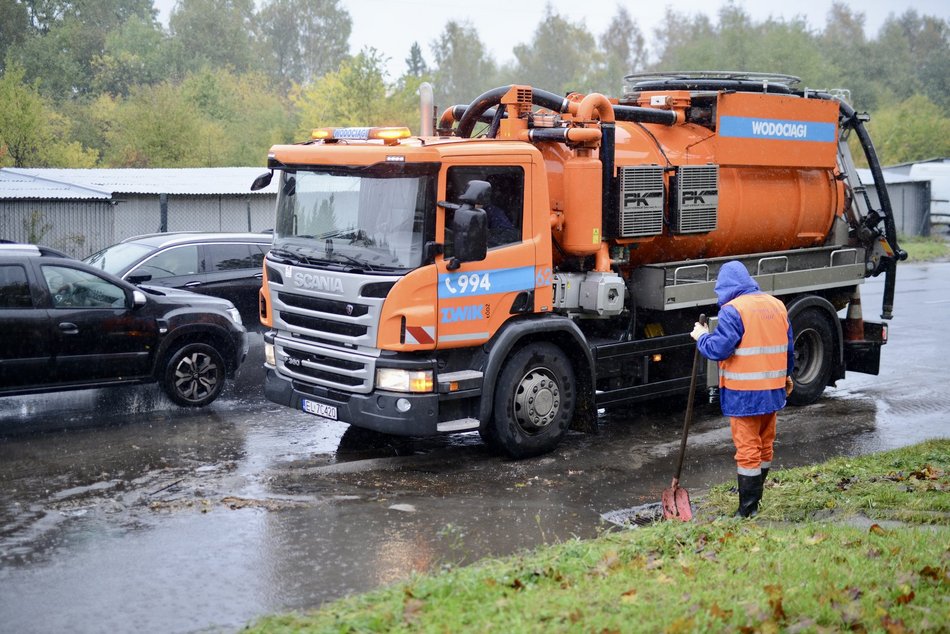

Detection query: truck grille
xmin=269 ymin=267 xmax=400 ymax=394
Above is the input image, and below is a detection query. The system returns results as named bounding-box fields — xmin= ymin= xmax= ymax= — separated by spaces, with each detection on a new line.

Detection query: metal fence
xmin=1 ymin=194 xmax=276 ymax=258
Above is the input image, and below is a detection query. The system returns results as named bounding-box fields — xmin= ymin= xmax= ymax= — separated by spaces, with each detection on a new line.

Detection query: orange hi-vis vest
xmin=720 ymin=293 xmax=789 ymax=391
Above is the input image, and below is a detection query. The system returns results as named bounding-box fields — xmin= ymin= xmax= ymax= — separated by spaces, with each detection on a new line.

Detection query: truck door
xmin=437 ymin=163 xmax=535 ymax=347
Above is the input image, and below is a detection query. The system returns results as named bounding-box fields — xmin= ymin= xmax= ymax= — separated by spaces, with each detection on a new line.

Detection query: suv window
xmin=133 ymin=245 xmax=199 ymax=280
xmin=42 ymin=265 xmax=127 ymax=308
xmin=0 ymin=264 xmax=32 ymax=308
xmin=206 ymin=243 xmax=256 ymax=271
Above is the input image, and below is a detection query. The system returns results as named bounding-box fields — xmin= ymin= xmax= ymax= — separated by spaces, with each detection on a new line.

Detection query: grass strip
xmin=248 ymin=439 xmax=950 ymax=633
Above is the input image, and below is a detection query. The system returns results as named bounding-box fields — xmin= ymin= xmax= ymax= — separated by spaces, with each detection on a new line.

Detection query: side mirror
xmin=132 ymin=289 xmax=147 ymax=309
xmin=448 ymin=204 xmax=487 ymax=270
xmin=251 ymin=171 xmax=273 ymax=191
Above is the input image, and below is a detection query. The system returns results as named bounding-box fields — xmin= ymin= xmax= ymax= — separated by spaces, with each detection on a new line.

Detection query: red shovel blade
xmin=661 ymin=484 xmax=693 ymax=522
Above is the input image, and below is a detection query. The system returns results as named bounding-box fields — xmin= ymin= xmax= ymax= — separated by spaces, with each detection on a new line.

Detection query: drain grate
xmin=600 ymin=502 xmax=665 ymax=528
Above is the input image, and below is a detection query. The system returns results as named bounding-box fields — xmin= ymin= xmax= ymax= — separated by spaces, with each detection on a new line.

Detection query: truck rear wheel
xmin=788 ymin=308 xmax=834 ymax=406
xmin=486 ymin=342 xmax=575 ymax=459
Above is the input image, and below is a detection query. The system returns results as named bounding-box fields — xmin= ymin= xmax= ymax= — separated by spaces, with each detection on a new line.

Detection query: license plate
xmin=301 ymin=399 xmax=338 ymax=420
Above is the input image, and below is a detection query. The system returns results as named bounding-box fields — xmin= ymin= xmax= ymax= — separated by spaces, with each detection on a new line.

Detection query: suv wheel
xmin=162 ymin=342 xmax=225 ymax=407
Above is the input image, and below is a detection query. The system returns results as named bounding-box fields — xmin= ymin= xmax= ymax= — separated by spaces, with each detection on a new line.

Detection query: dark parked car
xmin=0 ymin=244 xmax=247 ymax=407
xmin=84 ymin=232 xmax=272 ymax=327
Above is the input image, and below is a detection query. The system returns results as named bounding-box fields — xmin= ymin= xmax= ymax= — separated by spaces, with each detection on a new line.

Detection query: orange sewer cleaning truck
xmin=253 ymin=72 xmax=904 ymax=458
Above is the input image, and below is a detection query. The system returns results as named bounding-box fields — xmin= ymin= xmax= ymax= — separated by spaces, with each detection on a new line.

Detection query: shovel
xmin=662 ymin=314 xmax=707 ymax=522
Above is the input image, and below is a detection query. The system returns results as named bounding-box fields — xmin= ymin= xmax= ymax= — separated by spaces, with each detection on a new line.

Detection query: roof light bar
xmin=310 ymin=126 xmax=412 ymax=145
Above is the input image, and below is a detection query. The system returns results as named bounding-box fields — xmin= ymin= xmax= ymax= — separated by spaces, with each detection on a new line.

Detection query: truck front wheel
xmin=486 ymin=343 xmax=576 ymax=459
xmin=788 ymin=308 xmax=834 ymax=406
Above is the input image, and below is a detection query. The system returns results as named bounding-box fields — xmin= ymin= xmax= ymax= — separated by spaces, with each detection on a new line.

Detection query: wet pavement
xmin=0 ymin=263 xmax=947 ymax=633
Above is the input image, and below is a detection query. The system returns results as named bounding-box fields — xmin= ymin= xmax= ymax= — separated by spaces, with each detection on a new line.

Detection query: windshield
xmin=272 ymin=163 xmax=436 ymax=271
xmin=84 ymin=242 xmax=155 ymax=275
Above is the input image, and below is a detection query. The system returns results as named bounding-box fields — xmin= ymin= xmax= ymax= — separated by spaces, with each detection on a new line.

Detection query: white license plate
xmin=301 ymin=399 xmax=338 ymax=420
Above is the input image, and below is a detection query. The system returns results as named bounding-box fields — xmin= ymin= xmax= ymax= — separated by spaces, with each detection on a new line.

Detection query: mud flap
xmin=843 ymin=320 xmax=886 ymax=376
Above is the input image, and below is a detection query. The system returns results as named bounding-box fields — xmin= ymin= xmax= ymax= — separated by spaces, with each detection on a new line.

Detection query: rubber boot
xmin=734 ymin=474 xmax=762 ymax=518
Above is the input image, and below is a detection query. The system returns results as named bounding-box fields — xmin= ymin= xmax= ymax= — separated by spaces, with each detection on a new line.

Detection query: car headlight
xmin=226 ymin=307 xmax=243 ymax=325
xmin=375 ymin=368 xmax=433 ymax=393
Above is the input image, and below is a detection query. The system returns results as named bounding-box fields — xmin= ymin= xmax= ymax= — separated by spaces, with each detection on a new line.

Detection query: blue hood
xmin=715 ymin=261 xmax=759 ymax=306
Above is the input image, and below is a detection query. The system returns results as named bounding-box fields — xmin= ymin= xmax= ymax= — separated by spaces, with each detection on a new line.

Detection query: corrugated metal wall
xmin=864 ymin=181 xmax=932 ymax=237
xmin=2 ymin=194 xmax=276 ymax=258
xmin=0 ymin=200 xmax=116 ymax=258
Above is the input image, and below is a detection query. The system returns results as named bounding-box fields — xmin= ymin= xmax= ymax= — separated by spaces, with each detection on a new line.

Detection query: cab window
xmin=445 ymin=166 xmax=524 ymax=251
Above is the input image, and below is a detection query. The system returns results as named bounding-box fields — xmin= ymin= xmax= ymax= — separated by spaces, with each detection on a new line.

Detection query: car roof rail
xmin=0 ymin=243 xmax=72 ymax=258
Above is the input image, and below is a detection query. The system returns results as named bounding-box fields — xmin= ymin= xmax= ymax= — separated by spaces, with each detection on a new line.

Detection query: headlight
xmin=227 ymin=307 xmax=243 ymax=325
xmin=375 ymin=368 xmax=433 ymax=393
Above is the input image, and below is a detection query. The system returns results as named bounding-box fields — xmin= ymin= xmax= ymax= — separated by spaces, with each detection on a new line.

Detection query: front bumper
xmin=264 ymin=367 xmax=440 ymax=435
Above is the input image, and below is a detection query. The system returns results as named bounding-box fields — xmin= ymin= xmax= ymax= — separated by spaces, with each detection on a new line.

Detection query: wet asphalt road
xmin=0 ymin=262 xmax=947 ymax=633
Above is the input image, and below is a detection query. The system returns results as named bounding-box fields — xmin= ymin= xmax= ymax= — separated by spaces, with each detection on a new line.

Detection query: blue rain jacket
xmin=696 ymin=261 xmax=795 ymax=417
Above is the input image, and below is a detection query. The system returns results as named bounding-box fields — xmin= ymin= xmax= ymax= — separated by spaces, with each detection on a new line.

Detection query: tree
xmin=12 ymin=0 xmax=158 ymax=99
xmin=430 ymin=20 xmax=497 ymax=108
xmin=257 ymin=0 xmax=351 ymax=88
xmin=0 ymin=0 xmax=30 ymax=73
xmin=405 ymin=41 xmax=428 ymax=77
xmin=0 ymin=64 xmax=97 ymax=167
xmin=293 ymin=48 xmax=401 ymax=131
xmin=100 ymin=81 xmax=210 ymax=167
xmin=593 ymin=5 xmax=646 ymax=95
xmin=511 ymin=5 xmax=598 ymax=96
xmin=181 ymin=68 xmax=296 ymax=165
xmin=866 ymin=94 xmax=950 ymax=165
xmin=874 ymin=11 xmax=950 ymax=114
xmin=92 ymin=14 xmax=169 ymax=96
xmin=168 ymin=0 xmax=257 ymax=75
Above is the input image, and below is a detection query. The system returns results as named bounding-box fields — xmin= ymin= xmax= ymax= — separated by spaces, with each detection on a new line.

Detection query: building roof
xmin=0 ymin=167 xmax=278 ymax=201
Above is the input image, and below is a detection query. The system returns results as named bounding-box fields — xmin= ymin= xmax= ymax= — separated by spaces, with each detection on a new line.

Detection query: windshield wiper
xmin=268 ymin=247 xmax=301 ymax=264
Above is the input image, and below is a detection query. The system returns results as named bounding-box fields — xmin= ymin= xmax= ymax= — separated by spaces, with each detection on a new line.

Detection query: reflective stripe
xmin=721 ymin=369 xmax=788 ymax=381
xmin=733 ymin=344 xmax=788 ymax=356
xmin=737 ymin=466 xmax=762 ymax=476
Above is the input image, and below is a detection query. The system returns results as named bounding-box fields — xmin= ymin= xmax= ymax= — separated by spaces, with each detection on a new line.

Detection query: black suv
xmin=0 ymin=244 xmax=248 ymax=407
xmin=84 ymin=232 xmax=271 ymax=327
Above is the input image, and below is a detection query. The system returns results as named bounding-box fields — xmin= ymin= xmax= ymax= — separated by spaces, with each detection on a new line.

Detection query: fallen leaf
xmin=881 ymin=615 xmax=909 ymax=634
xmin=709 ymin=603 xmax=733 ymax=620
xmin=919 ymin=565 xmax=948 ymax=583
xmin=869 ymin=524 xmax=887 ymax=536
xmin=568 ymin=609 xmax=583 ymax=623
xmin=807 ymin=533 xmax=829 ymax=545
xmin=510 ymin=578 xmax=524 ymax=590
xmin=663 ymin=616 xmax=695 ymax=633
xmin=620 ymin=588 xmax=638 ymax=604
xmin=403 ymin=598 xmax=425 ymax=625
xmin=895 ymin=590 xmax=915 ymax=605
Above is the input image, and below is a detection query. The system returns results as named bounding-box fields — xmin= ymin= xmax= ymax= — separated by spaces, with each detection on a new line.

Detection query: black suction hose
xmin=830 ymin=95 xmax=907 ymax=319
xmin=456 ymin=86 xmax=571 ymax=138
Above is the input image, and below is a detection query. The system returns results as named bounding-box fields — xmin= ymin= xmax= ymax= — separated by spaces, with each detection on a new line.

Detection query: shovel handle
xmin=673 ymin=314 xmax=707 ymax=482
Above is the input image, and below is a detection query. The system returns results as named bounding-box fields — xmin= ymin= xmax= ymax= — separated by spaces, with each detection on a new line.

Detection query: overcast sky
xmin=155 ymin=0 xmax=950 ymax=78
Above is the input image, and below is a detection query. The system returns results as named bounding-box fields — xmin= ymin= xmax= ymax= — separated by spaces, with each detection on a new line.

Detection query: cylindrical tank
xmin=559 ymin=156 xmax=603 ymax=256
xmin=541 ymin=116 xmax=845 ymax=268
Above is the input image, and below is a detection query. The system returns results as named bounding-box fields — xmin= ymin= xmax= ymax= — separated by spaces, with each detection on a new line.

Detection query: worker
xmin=690 ymin=261 xmax=795 ymax=518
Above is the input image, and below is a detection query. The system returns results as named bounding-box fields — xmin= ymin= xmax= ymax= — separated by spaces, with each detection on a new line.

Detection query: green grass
xmin=248 ymin=440 xmax=950 ymax=633
xmin=899 ymin=234 xmax=950 ymax=262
